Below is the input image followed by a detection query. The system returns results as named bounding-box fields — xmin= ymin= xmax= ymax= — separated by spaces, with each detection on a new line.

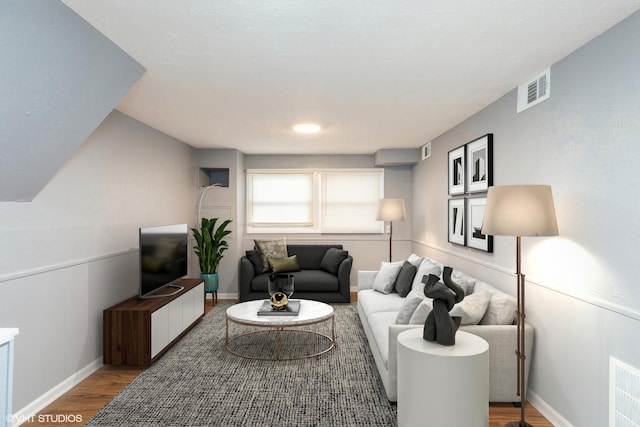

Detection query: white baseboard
xmin=528 ymin=388 xmax=573 ymax=427
xmin=205 ymin=292 xmax=237 ymax=301
xmin=11 ymin=357 xmax=103 ymax=426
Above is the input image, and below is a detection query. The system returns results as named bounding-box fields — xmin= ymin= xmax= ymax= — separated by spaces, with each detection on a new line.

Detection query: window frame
xmin=246 ymin=168 xmax=384 ymax=234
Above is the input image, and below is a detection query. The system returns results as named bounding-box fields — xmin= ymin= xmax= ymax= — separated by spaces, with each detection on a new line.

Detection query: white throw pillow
xmin=372 ymin=261 xmax=404 ymax=294
xmin=410 ymin=258 xmax=442 ymax=290
xmin=450 ymin=291 xmax=491 ymax=325
xmin=409 ymin=298 xmax=434 ymax=325
xmin=450 ymin=269 xmax=477 ymax=295
xmin=395 ymin=283 xmax=426 ymax=324
xmin=475 ymin=281 xmax=518 ymax=325
xmin=448 ymin=277 xmax=474 ymax=296
xmin=407 ymin=253 xmax=425 ymax=268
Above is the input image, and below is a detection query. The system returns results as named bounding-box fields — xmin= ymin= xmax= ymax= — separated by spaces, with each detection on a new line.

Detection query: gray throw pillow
xmin=320 ymin=247 xmax=348 ymax=275
xmin=394 ymin=261 xmax=417 ymax=297
xmin=245 ymin=250 xmax=264 ymax=275
xmin=268 ymin=255 xmax=301 ymax=274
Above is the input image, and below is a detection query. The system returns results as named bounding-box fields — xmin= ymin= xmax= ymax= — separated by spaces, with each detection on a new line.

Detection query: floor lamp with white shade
xmin=482 ymin=185 xmax=558 ymax=427
xmin=376 ymin=198 xmax=406 ymax=262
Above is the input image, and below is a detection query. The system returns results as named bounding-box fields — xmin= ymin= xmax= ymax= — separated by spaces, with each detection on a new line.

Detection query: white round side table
xmin=397 ymin=328 xmax=489 ymax=427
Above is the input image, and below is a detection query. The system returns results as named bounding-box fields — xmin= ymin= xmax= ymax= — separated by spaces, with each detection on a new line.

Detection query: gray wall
xmin=411 ymin=11 xmax=640 ymax=426
xmin=195 ymin=149 xmax=246 ymax=297
xmin=0 ymin=112 xmax=196 ymax=412
xmin=0 ymin=0 xmax=144 ymax=201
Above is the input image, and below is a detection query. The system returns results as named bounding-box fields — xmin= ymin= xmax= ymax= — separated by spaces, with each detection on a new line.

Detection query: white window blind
xmin=247 ymin=171 xmax=316 ymax=228
xmin=246 ymin=168 xmax=383 ymax=234
xmin=322 ymin=170 xmax=384 ymax=233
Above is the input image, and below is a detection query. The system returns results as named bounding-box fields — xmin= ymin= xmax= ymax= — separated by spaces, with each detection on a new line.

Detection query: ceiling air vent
xmin=517 ymin=67 xmax=551 ymax=113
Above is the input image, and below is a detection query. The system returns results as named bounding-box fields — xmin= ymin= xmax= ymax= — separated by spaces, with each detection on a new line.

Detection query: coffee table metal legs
xmin=225 ymin=315 xmax=335 ymax=361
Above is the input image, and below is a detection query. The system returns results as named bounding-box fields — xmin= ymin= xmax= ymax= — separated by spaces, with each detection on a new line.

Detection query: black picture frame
xmin=466 ymin=196 xmax=493 ymax=252
xmin=447 ymin=198 xmax=465 ymax=246
xmin=465 ymin=134 xmax=493 ymax=193
xmin=448 ymin=145 xmax=465 ymax=195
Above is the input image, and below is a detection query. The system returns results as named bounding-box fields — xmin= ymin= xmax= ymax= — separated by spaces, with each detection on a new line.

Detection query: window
xmin=246 ymin=170 xmax=318 ymax=232
xmin=322 ymin=170 xmax=383 ymax=233
xmin=246 ymin=169 xmax=383 ymax=234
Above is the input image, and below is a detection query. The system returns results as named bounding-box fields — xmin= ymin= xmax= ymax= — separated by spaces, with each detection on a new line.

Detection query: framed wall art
xmin=466 ymin=134 xmax=493 ymax=193
xmin=466 ymin=196 xmax=493 ymax=252
xmin=448 ymin=145 xmax=465 ymax=195
xmin=447 ymin=198 xmax=465 ymax=246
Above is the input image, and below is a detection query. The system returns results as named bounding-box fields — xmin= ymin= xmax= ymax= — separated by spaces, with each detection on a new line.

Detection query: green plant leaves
xmin=191 ymin=218 xmax=232 ymax=274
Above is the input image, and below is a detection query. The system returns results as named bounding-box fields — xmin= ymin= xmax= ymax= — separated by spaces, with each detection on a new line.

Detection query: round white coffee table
xmin=225 ymin=299 xmax=335 ymax=361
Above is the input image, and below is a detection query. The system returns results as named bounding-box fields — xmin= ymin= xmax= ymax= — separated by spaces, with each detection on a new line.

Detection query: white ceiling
xmin=61 ymin=0 xmax=640 ymax=155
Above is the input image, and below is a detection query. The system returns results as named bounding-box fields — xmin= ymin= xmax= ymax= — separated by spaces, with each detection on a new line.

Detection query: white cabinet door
xmin=182 ymin=283 xmax=204 ymax=328
xmin=167 ymin=297 xmax=183 ymax=343
xmin=151 ymin=306 xmax=169 ymax=358
xmin=193 ymin=282 xmax=204 ymax=320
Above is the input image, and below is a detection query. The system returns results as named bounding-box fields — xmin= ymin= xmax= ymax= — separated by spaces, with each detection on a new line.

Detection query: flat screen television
xmin=139 ymin=223 xmax=188 ymax=299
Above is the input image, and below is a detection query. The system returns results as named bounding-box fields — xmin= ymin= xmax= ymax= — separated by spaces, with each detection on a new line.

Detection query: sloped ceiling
xmin=61 ymin=0 xmax=640 ymax=154
xmin=0 ymin=1 xmax=144 ymax=201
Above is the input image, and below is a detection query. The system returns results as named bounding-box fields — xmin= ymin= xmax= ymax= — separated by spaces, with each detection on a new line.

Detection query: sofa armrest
xmin=388 ymin=323 xmax=422 ymax=400
xmin=460 ymin=323 xmax=534 ymax=402
xmin=337 ymin=255 xmax=353 ymax=301
xmin=239 ymin=257 xmax=256 ymax=301
xmin=357 ymin=271 xmax=378 ymax=291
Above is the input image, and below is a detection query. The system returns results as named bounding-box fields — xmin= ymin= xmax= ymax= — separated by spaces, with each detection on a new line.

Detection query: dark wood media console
xmin=103 ymin=278 xmax=205 ymax=366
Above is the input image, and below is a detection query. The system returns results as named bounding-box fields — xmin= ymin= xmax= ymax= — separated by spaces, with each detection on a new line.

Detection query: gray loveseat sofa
xmin=239 ymin=244 xmax=352 ymax=303
xmin=357 ymin=255 xmax=534 ymax=403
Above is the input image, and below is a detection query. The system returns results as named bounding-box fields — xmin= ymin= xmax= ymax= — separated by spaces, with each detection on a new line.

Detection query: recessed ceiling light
xmin=293 ymin=123 xmax=322 ymax=134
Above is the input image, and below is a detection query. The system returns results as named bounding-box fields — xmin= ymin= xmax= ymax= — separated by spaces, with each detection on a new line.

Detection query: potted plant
xmin=191 ymin=217 xmax=232 ymax=294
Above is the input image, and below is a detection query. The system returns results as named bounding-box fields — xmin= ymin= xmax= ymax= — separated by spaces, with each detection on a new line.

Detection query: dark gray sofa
xmin=239 ymin=244 xmax=352 ymax=303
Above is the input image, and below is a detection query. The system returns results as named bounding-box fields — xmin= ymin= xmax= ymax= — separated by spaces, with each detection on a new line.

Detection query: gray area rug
xmin=87 ymin=302 xmax=397 ymax=426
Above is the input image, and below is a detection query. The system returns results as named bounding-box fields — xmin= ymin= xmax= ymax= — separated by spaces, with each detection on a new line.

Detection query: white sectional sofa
xmin=357 ymin=255 xmax=534 ymax=403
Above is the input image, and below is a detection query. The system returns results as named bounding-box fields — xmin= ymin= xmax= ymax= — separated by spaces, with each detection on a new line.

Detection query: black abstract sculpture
xmin=423 ymin=266 xmax=465 ymax=346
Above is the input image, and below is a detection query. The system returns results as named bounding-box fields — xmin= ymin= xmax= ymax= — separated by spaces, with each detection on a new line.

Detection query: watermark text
xmin=6 ymin=413 xmax=83 ymax=424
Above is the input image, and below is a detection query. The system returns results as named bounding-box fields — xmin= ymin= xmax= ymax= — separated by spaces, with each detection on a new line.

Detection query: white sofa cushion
xmin=358 ymin=289 xmax=405 ymax=319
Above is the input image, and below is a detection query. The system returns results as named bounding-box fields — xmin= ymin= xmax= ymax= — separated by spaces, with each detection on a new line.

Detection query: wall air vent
xmin=517 ymin=67 xmax=551 ymax=113
xmin=610 ymin=356 xmax=640 ymax=426
xmin=421 ymin=142 xmax=432 ymax=160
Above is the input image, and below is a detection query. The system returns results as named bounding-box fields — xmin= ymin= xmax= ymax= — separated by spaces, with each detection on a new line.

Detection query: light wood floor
xmin=21 ymin=299 xmax=554 ymax=427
